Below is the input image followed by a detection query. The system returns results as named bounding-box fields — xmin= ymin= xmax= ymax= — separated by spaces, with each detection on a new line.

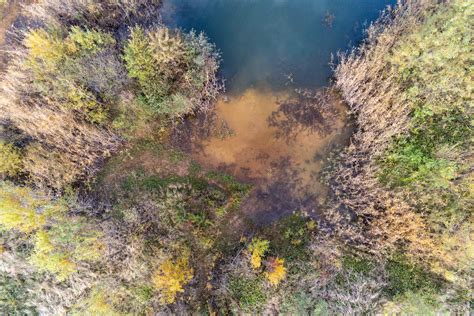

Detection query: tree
xmin=124 ymin=26 xmax=220 ymax=117
xmin=152 ymin=255 xmax=194 ymax=304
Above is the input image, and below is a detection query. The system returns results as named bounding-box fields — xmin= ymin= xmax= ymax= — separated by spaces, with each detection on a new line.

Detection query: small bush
xmin=382 ymin=291 xmax=442 ymax=315
xmin=30 ymin=218 xmax=104 ymax=281
xmin=247 ymin=238 xmax=269 ymax=270
xmin=385 ymin=255 xmax=441 ymax=298
xmin=0 ymin=182 xmax=64 ymax=233
xmin=24 ymin=27 xmax=120 ymax=123
xmin=341 ymin=254 xmax=375 ymax=275
xmin=266 ymin=214 xmax=316 ymax=262
xmin=0 ymin=142 xmax=22 ymax=177
xmin=280 ymin=291 xmax=327 ymax=315
xmin=23 ymin=143 xmax=83 ymax=189
xmin=0 ymin=273 xmax=37 ymax=315
xmin=72 ymin=288 xmax=121 ymax=316
xmin=0 ymin=183 xmax=103 ymax=280
xmin=29 ymin=230 xmax=78 ymax=281
xmin=26 ymin=0 xmax=162 ymax=30
xmin=324 ymin=265 xmax=386 ymax=314
xmin=152 ymin=255 xmax=194 ymax=305
xmin=264 ymin=257 xmax=286 ymax=286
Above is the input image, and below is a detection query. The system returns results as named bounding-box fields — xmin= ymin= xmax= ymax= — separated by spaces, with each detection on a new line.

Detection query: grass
xmin=263 ymin=214 xmax=316 ymax=263
xmin=228 ymin=275 xmax=268 ymax=312
xmin=385 ymin=255 xmax=442 ymax=298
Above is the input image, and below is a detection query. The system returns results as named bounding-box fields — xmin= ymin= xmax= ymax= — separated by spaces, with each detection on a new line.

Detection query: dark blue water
xmin=162 ymin=0 xmax=395 ymax=91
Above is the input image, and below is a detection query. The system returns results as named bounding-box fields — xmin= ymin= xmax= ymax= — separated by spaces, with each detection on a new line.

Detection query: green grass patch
xmin=0 ymin=273 xmax=37 ymax=315
xmin=228 ymin=275 xmax=268 ymax=312
xmin=264 ymin=214 xmax=316 ymax=263
xmin=385 ymin=255 xmax=442 ymax=298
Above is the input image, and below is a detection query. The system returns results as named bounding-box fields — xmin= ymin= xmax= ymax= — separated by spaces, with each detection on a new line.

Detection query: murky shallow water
xmin=175 ymin=87 xmax=353 ymax=223
xmin=198 ymin=88 xmax=353 ymax=223
xmin=195 ymin=89 xmax=345 ymax=183
xmin=166 ymin=0 xmax=393 ymax=224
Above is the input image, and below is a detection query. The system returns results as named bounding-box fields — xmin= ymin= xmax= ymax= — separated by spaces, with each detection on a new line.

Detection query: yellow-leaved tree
xmin=264 ymin=257 xmax=286 ymax=286
xmin=152 ymin=255 xmax=194 ymax=304
xmin=0 ymin=182 xmax=104 ymax=280
xmin=247 ymin=238 xmax=269 ymax=270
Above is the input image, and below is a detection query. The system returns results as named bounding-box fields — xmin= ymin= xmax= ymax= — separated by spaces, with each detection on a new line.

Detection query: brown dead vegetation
xmin=328 ymin=0 xmax=473 ymax=298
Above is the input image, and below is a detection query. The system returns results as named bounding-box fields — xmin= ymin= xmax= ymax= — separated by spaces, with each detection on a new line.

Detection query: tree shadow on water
xmin=240 ymin=157 xmax=320 ymax=225
xmin=267 ymin=88 xmax=340 ymax=142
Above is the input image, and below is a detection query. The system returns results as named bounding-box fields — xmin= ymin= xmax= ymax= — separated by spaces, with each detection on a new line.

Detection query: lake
xmin=162 ymin=0 xmax=395 ymax=91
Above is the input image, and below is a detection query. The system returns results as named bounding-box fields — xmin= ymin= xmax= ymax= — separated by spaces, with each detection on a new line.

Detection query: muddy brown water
xmin=176 ymin=87 xmax=353 ymax=225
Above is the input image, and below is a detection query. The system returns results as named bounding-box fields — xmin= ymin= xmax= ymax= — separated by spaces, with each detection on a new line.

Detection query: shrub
xmin=2 ymin=25 xmax=122 ymax=188
xmin=152 ymin=255 xmax=194 ymax=304
xmin=29 ymin=230 xmax=78 ymax=281
xmin=25 ymin=0 xmax=162 ymax=30
xmin=0 ymin=273 xmax=37 ymax=315
xmin=280 ymin=291 xmax=327 ymax=315
xmin=0 ymin=0 xmax=7 ymax=18
xmin=323 ymin=266 xmax=386 ymax=315
xmin=124 ymin=26 xmax=220 ymax=117
xmin=0 ymin=141 xmax=22 ymax=177
xmin=0 ymin=182 xmax=103 ymax=280
xmin=72 ymin=288 xmax=121 ymax=316
xmin=24 ymin=27 xmax=119 ymax=123
xmin=30 ymin=219 xmax=104 ymax=281
xmin=264 ymin=257 xmax=286 ymax=286
xmin=0 ymin=182 xmax=65 ymax=233
xmin=385 ymin=255 xmax=441 ymax=298
xmin=382 ymin=291 xmax=442 ymax=315
xmin=247 ymin=238 xmax=269 ymax=270
xmin=23 ymin=143 xmax=84 ymax=189
xmin=266 ymin=214 xmax=316 ymax=262
xmin=341 ymin=254 xmax=375 ymax=275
